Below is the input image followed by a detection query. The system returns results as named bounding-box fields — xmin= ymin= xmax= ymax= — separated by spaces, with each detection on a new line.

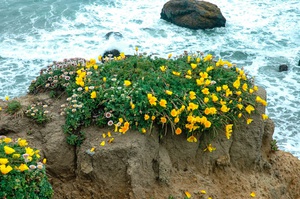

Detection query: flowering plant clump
xmin=29 ymin=50 xmax=268 ymax=148
xmin=0 ymin=136 xmax=53 ymax=198
xmin=25 ymin=102 xmax=51 ymax=124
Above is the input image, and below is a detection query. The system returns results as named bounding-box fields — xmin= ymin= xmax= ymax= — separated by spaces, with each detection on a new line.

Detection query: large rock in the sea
xmin=1 ymin=88 xmax=300 ymax=199
xmin=160 ymin=0 xmax=226 ymax=30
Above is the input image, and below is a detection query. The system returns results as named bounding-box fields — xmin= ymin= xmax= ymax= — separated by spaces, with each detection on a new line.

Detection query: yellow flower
xmin=85 ymin=86 xmax=89 ymax=92
xmin=43 ymin=158 xmax=47 ymax=164
xmin=206 ymin=66 xmax=214 ymax=72
xmin=236 ymin=91 xmax=242 ymax=96
xmin=100 ymin=141 xmax=105 ymax=146
xmin=185 ymin=191 xmax=191 ymax=198
xmin=0 ymin=158 xmax=9 ymax=165
xmin=3 ymin=137 xmax=12 ymax=143
xmin=175 ymin=127 xmax=182 ymax=135
xmin=147 ymin=93 xmax=157 ymax=106
xmin=187 ymin=69 xmax=192 ymax=75
xmin=103 ymin=77 xmax=107 ymax=82
xmin=135 ymin=46 xmax=138 ymax=51
xmin=245 ymin=105 xmax=255 ymax=114
xmin=237 ymin=104 xmax=243 ymax=110
xmin=203 ymin=54 xmax=213 ymax=62
xmin=238 ymin=113 xmax=242 ymax=118
xmin=204 ymin=108 xmax=211 ymax=115
xmin=247 ymin=118 xmax=253 ymax=124
xmin=233 ymin=78 xmax=240 ymax=89
xmin=0 ymin=107 xmax=2 ymax=111
xmin=168 ymin=53 xmax=172 ymax=59
xmin=221 ymin=105 xmax=230 ymax=113
xmin=216 ymin=58 xmax=224 ymax=67
xmin=91 ymin=91 xmax=97 ymax=99
xmin=189 ymin=91 xmax=196 ymax=100
xmin=171 ymin=109 xmax=178 ymax=117
xmin=159 ymin=99 xmax=167 ymax=108
xmin=202 ymin=88 xmax=210 ymax=95
xmin=160 ymin=65 xmax=167 ymax=72
xmin=187 ymin=135 xmax=197 ymax=142
xmin=222 ymin=84 xmax=228 ymax=90
xmin=25 ymin=147 xmax=35 ymax=156
xmin=102 ymin=133 xmax=106 ymax=138
xmin=90 ymin=147 xmax=95 ymax=152
xmin=18 ymin=163 xmax=29 ymax=172
xmin=160 ymin=117 xmax=167 ymax=124
xmin=196 ymin=78 xmax=205 ymax=86
xmin=18 ymin=139 xmax=28 ymax=147
xmin=130 ymin=102 xmax=135 ymax=109
xmin=256 ymin=96 xmax=267 ymax=106
xmin=204 ymin=120 xmax=211 ymax=128
xmin=151 ymin=116 xmax=156 ymax=121
xmin=200 ymin=190 xmax=206 ymax=194
xmin=0 ymin=165 xmax=12 ymax=175
xmin=226 ymin=124 xmax=233 ymax=139
xmin=174 ymin=117 xmax=179 ymax=123
xmin=98 ymin=55 xmax=102 ymax=61
xmin=144 ymin=114 xmax=150 ymax=120
xmin=124 ymin=80 xmax=132 ymax=87
xmin=253 ymin=86 xmax=258 ymax=91
xmin=4 ymin=146 xmax=15 ymax=155
xmin=172 ymin=71 xmax=181 ymax=76
xmin=196 ymin=57 xmax=201 ymax=63
xmin=165 ymin=90 xmax=173 ymax=95
xmin=199 ymin=72 xmax=208 ymax=79
xmin=262 ymin=114 xmax=268 ymax=120
xmin=185 ymin=75 xmax=192 ymax=79
xmin=249 ymin=88 xmax=254 ymax=94
xmin=5 ymin=96 xmax=9 ymax=101
xmin=216 ymin=86 xmax=222 ymax=92
xmin=119 ymin=122 xmax=130 ymax=134
xmin=250 ymin=192 xmax=256 ymax=197
xmin=191 ymin=63 xmax=197 ymax=69
xmin=242 ymin=83 xmax=248 ymax=91
xmin=187 ymin=102 xmax=199 ymax=111
xmin=204 ymin=144 xmax=216 ymax=152
xmin=204 ymin=97 xmax=209 ymax=103
xmin=211 ymin=94 xmax=218 ymax=102
xmin=187 ymin=56 xmax=191 ymax=63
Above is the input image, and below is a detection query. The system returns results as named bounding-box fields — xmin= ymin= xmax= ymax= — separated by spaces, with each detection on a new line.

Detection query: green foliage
xmin=0 ymin=136 xmax=53 ymax=198
xmin=25 ymin=103 xmax=50 ymax=124
xmin=28 ymin=51 xmax=267 ymax=147
xmin=271 ymin=139 xmax=278 ymax=151
xmin=6 ymin=100 xmax=22 ymax=114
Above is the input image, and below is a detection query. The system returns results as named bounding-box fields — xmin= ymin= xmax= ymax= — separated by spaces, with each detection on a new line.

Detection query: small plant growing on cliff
xmin=28 ymin=50 xmax=268 ymax=148
xmin=0 ymin=135 xmax=53 ymax=198
xmin=271 ymin=139 xmax=279 ymax=151
xmin=6 ymin=100 xmax=22 ymax=115
xmin=25 ymin=103 xmax=50 ymax=124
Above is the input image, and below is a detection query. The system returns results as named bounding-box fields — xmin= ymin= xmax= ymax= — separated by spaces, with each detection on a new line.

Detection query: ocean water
xmin=0 ymin=0 xmax=299 ymax=158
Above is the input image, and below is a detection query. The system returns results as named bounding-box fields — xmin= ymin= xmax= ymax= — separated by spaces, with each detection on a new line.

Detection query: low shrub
xmin=0 ymin=136 xmax=53 ymax=198
xmin=29 ymin=50 xmax=268 ymax=148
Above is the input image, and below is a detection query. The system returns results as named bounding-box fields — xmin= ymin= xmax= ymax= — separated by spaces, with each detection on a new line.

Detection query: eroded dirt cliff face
xmin=0 ymin=89 xmax=299 ymax=199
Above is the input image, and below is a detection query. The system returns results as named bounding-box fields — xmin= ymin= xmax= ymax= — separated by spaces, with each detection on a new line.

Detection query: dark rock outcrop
xmin=160 ymin=0 xmax=226 ymax=30
xmin=279 ymin=64 xmax=288 ymax=72
xmin=104 ymin=31 xmax=123 ymax=40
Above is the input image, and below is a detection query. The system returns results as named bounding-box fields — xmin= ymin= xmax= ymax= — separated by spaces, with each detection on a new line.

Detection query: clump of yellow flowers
xmin=0 ymin=136 xmax=53 ymax=198
xmin=29 ymin=50 xmax=268 ymax=149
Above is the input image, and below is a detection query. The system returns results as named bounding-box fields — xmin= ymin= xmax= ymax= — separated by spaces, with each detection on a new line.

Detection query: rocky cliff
xmin=0 ymin=88 xmax=299 ymax=199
